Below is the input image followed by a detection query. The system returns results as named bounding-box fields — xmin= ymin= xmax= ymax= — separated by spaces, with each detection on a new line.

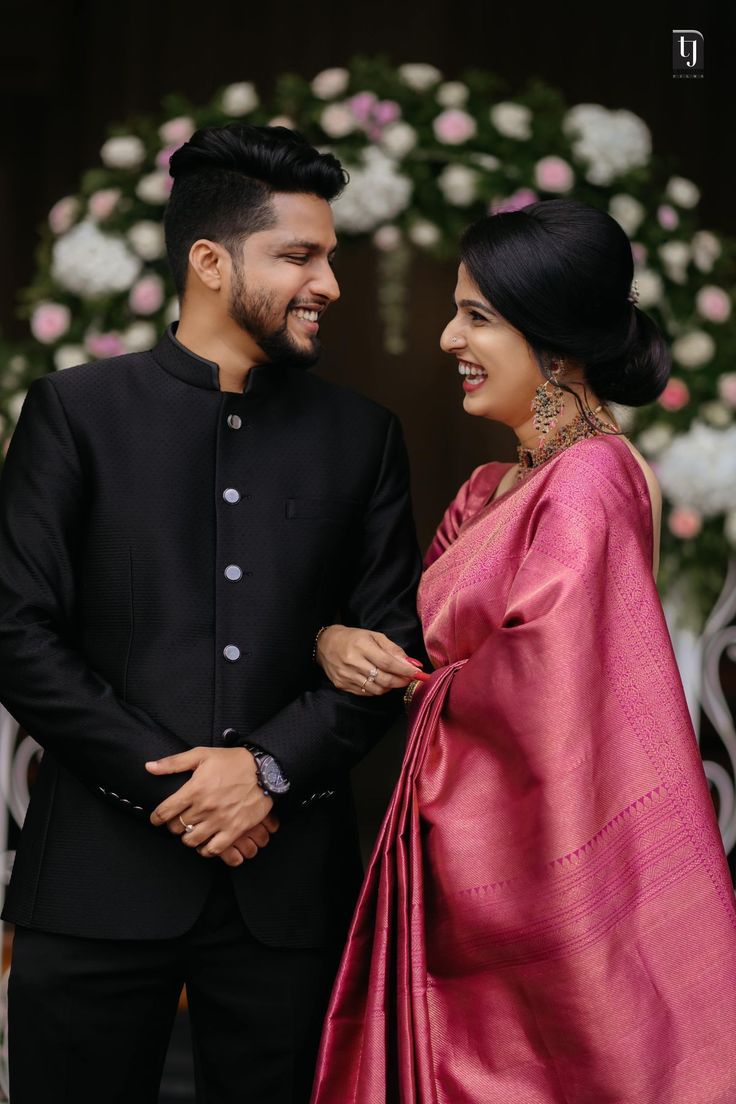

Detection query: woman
xmin=310 ymin=199 xmax=736 ymax=1103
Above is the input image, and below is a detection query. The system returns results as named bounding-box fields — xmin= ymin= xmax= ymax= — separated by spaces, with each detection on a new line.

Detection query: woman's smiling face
xmin=440 ymin=263 xmax=545 ymax=430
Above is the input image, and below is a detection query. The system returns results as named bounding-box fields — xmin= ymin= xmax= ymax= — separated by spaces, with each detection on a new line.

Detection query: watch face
xmin=261 ymin=754 xmax=290 ymax=794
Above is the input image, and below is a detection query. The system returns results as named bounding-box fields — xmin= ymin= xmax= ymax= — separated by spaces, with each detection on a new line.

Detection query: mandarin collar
xmin=151 ymin=324 xmax=286 ymax=396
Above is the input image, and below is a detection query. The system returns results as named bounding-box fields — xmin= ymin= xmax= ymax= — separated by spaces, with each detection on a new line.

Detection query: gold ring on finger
xmin=360 ymin=676 xmax=369 ymax=693
xmin=178 ymin=814 xmax=195 ymax=833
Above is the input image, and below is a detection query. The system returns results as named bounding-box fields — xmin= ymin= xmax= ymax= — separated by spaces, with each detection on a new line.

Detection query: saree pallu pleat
xmin=312 ymin=663 xmax=464 ymax=1104
xmin=312 ymin=439 xmax=736 ymax=1104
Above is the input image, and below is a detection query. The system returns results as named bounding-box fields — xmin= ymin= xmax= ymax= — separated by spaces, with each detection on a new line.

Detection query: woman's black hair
xmin=459 ymin=198 xmax=671 ymax=409
xmin=164 ymin=123 xmax=347 ymax=297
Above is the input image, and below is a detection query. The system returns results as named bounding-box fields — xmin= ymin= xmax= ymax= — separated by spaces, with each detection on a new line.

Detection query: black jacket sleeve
xmin=244 ymin=413 xmax=425 ymax=800
xmin=0 ymin=377 xmax=191 ymax=815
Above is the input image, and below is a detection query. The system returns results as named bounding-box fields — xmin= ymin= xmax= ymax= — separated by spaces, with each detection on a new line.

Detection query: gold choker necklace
xmin=517 ymin=407 xmax=614 ymax=481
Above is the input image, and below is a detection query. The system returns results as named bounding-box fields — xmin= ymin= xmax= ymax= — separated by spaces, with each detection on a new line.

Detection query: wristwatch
xmin=244 ymin=743 xmax=291 ymax=797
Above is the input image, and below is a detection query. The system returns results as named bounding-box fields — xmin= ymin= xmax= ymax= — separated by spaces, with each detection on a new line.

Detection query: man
xmin=0 ymin=124 xmax=424 ymax=1103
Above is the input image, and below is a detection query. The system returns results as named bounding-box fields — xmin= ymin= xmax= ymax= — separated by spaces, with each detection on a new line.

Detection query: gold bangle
xmin=403 ymin=679 xmax=420 ymax=712
xmin=312 ymin=625 xmax=328 ymax=664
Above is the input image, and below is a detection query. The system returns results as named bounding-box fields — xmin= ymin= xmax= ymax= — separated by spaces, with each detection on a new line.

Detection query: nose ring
xmin=451 ymin=337 xmax=459 ymax=345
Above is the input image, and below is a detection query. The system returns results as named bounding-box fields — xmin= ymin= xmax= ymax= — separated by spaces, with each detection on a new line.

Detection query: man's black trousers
xmin=7 ymin=869 xmax=340 ymax=1103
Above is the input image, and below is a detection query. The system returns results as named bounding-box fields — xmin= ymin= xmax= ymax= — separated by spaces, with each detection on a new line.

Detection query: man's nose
xmin=310 ymin=261 xmax=340 ymax=303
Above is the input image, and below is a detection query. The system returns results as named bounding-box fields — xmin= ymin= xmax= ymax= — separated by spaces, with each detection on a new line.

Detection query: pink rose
xmin=657 ymin=378 xmax=690 ymax=411
xmin=30 ymin=302 xmax=71 ymax=344
xmin=373 ymin=225 xmax=402 ymax=252
xmin=631 ymin=241 xmax=647 ymax=264
xmin=696 ymin=285 xmax=732 ymax=323
xmin=490 ymin=188 xmax=538 ymax=214
xmin=159 ymin=116 xmax=195 ymax=145
xmin=717 ymin=373 xmax=736 ymax=408
xmin=657 ymin=205 xmax=679 ymax=231
xmin=433 ymin=109 xmax=477 ymax=145
xmin=668 ymin=506 xmax=702 ymax=539
xmin=348 ymin=91 xmax=378 ymax=124
xmin=372 ymin=100 xmax=401 ymax=126
xmin=156 ymin=144 xmax=181 ymax=169
xmin=534 ymin=156 xmax=574 ymax=193
xmin=48 ymin=196 xmax=79 ymax=235
xmin=86 ymin=332 xmax=126 ymax=358
xmin=88 ymin=188 xmax=121 ymax=221
xmin=129 ymin=274 xmax=165 ymax=316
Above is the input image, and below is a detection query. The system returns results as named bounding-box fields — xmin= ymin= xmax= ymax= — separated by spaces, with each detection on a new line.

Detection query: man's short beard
xmin=228 ymin=261 xmax=321 ymax=369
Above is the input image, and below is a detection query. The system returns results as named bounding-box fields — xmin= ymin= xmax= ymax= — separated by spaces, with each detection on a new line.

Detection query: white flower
xmin=608 ymin=403 xmax=635 ymax=432
xmin=54 ymin=344 xmax=87 ymax=371
xmin=438 ymin=164 xmax=479 ymax=206
xmin=725 ymin=511 xmax=736 ymax=547
xmin=658 ymin=240 xmax=690 ymax=284
xmin=658 ymin=424 xmax=736 ymax=516
xmin=6 ymin=391 xmax=28 ymax=424
xmin=221 ymin=82 xmax=259 ymax=116
xmin=637 ymin=423 xmax=673 ymax=456
xmin=398 ymin=64 xmax=443 ymax=91
xmin=320 ymin=103 xmax=356 ymax=138
xmin=164 ymin=297 xmax=180 ymax=325
xmin=122 ymin=321 xmax=157 ymax=352
xmin=470 ymin=153 xmax=501 ymax=172
xmin=373 ymin=225 xmax=403 ymax=252
xmin=268 ymin=115 xmax=296 ymax=129
xmin=700 ymin=401 xmax=732 ymax=428
xmin=380 ymin=122 xmax=417 ymax=159
xmin=7 ymin=355 xmax=28 ymax=376
xmin=136 ymin=172 xmax=171 ymax=205
xmin=490 ymin=102 xmax=532 ymax=140
xmin=52 ymin=220 xmax=142 ymax=298
xmin=331 ymin=148 xmax=412 ymax=233
xmin=436 ymin=81 xmax=469 ymax=108
xmin=408 ymin=219 xmax=441 ymax=248
xmin=609 ymin=194 xmax=645 ymax=236
xmin=564 ymin=103 xmax=651 ymax=185
xmin=158 ymin=116 xmax=195 ymax=145
xmin=100 ymin=135 xmax=146 ymax=170
xmin=691 ymin=230 xmax=721 ymax=273
xmin=635 ymin=268 xmax=664 ymax=309
xmin=672 ymin=330 xmax=716 ymax=369
xmin=128 ymin=221 xmax=166 ymax=261
xmin=311 ymin=68 xmax=350 ymax=100
xmin=666 ymin=176 xmax=700 ymax=209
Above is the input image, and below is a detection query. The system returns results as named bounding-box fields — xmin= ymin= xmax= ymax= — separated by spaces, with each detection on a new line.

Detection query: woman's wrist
xmin=313 ymin=624 xmax=345 ymax=665
xmin=312 ymin=625 xmax=328 ymax=664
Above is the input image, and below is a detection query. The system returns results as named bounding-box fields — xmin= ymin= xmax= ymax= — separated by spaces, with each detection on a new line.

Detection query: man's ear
xmin=187 ymin=239 xmax=229 ymax=292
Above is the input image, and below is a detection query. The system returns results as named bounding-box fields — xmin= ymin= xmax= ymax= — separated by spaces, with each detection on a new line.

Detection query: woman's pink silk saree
xmin=312 ymin=436 xmax=736 ymax=1103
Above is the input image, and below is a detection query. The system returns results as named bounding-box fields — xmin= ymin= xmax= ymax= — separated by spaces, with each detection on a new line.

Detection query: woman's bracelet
xmin=403 ymin=679 xmax=420 ymax=712
xmin=312 ymin=625 xmax=328 ymax=664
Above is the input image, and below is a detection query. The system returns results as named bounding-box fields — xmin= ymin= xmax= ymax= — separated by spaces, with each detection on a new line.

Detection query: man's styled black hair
xmin=164 ymin=123 xmax=347 ymax=297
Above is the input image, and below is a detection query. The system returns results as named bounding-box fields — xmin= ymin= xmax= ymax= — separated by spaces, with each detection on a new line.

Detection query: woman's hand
xmin=316 ymin=625 xmax=431 ymax=697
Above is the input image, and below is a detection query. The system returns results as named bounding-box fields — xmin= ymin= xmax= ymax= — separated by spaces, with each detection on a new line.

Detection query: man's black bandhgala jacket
xmin=0 ymin=328 xmax=424 ymax=946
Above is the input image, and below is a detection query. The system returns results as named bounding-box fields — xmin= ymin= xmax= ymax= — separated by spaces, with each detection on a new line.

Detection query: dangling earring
xmin=531 ymin=361 xmax=565 ymax=444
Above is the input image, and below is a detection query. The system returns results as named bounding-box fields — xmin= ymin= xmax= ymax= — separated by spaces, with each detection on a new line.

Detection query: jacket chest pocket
xmin=285 ymin=497 xmax=358 ymax=522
